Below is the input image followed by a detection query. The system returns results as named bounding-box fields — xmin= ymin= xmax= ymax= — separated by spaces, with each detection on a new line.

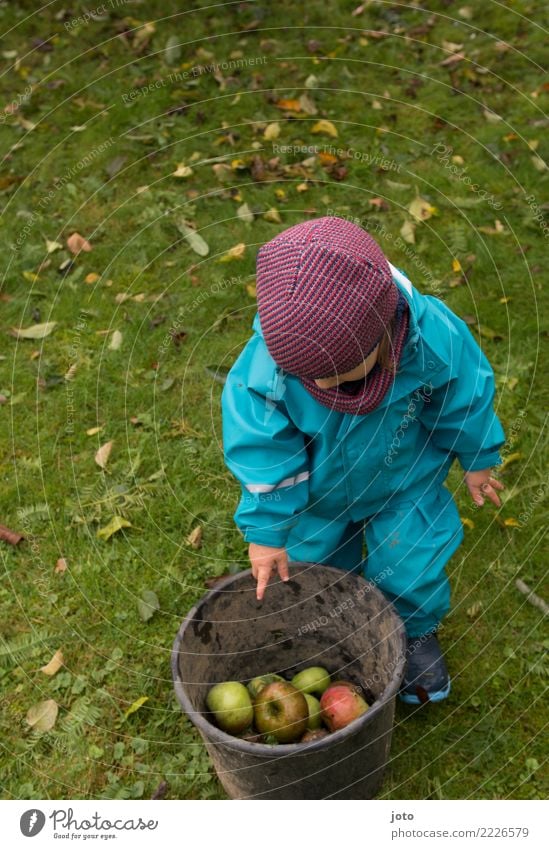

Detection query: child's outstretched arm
xmin=221 ymin=332 xmax=309 ymax=599
xmin=418 ymin=307 xmax=506 ymax=507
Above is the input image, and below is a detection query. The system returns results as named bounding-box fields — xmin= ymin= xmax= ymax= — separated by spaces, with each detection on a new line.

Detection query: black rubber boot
xmin=399 ymin=631 xmax=450 ymax=705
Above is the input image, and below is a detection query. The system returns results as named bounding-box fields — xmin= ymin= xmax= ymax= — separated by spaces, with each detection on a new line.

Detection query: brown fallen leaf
xmin=55 ymin=557 xmax=68 ymax=573
xmin=95 ymin=440 xmax=113 ymax=469
xmin=440 ymin=51 xmax=465 ymax=67
xmin=275 ymin=98 xmax=302 ymax=112
xmin=0 ymin=524 xmax=25 ymax=545
xmin=40 ymin=649 xmax=64 ymax=676
xmin=67 ymin=232 xmax=92 ymax=255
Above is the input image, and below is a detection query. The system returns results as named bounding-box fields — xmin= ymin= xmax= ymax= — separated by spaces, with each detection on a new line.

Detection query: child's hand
xmin=464 ymin=469 xmax=504 ymax=507
xmin=248 ymin=543 xmax=289 ymax=600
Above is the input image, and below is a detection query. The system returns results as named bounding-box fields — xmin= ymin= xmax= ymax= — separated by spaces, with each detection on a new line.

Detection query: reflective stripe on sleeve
xmin=244 ymin=470 xmax=310 ymax=494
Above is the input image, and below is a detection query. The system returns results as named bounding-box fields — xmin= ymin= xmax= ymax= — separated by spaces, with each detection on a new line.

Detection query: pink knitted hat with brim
xmin=256 ymin=216 xmax=410 ymax=415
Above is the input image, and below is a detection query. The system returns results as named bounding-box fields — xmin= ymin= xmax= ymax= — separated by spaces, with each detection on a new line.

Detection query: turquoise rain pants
xmin=284 ymin=483 xmax=464 ymax=638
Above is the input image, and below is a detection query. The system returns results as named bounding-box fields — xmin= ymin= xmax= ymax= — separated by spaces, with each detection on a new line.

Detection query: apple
xmin=206 ymin=682 xmax=253 ymax=734
xmin=304 ymin=693 xmax=322 ymax=730
xmin=320 ymin=683 xmax=368 ymax=732
xmin=247 ymin=673 xmax=285 ymax=699
xmin=291 ymin=666 xmax=331 ymax=696
xmin=329 ymin=679 xmax=365 ymax=697
xmin=253 ymin=681 xmax=309 ymax=743
xmin=301 ymin=728 xmax=329 ymax=743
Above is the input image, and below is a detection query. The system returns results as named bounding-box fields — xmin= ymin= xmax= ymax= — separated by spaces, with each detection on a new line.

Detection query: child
xmin=221 ymin=217 xmax=505 ymax=705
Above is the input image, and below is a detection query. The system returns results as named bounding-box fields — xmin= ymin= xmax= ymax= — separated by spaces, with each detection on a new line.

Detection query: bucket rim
xmin=171 ymin=563 xmax=406 ymax=757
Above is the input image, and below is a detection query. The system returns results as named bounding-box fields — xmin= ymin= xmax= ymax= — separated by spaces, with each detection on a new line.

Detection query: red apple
xmin=253 ymin=681 xmax=308 ymax=743
xmin=320 ymin=683 xmax=369 ymax=732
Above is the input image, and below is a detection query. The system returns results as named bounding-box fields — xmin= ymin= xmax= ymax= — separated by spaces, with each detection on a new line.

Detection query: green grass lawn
xmin=0 ymin=0 xmax=547 ymax=800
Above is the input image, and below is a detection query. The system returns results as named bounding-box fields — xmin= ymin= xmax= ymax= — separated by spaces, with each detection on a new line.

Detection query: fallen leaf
xmin=478 ymin=219 xmax=507 ymax=235
xmin=531 ymin=155 xmax=547 ymax=172
xmin=177 ymin=221 xmax=209 ymax=256
xmin=186 ymin=526 xmax=202 ymax=549
xmin=311 ymin=119 xmax=338 ymax=138
xmin=55 ymin=557 xmax=68 ymax=573
xmin=95 ymin=440 xmax=113 ymax=469
xmin=400 ymin=219 xmax=416 ymax=244
xmin=173 ymin=163 xmax=193 ymax=178
xmin=263 ymin=122 xmax=280 ymax=140
xmin=467 ymin=601 xmax=483 ymax=619
xmin=40 ymin=649 xmax=64 ymax=676
xmin=138 ymin=590 xmax=160 ymax=622
xmin=246 ymin=283 xmax=257 ymax=297
xmin=440 ymin=51 xmax=465 ymax=67
xmin=9 ymin=322 xmax=57 ymax=340
xmin=500 ymin=452 xmax=523 ymax=471
xmin=452 ymin=258 xmax=462 ymax=273
xmin=86 ymin=426 xmax=103 ymax=436
xmin=503 ymin=517 xmax=521 ymax=528
xmin=275 ymin=98 xmax=302 ymax=112
xmin=263 ymin=207 xmax=282 ymax=223
xmin=0 ymin=524 xmax=24 ymax=545
xmin=105 ymin=155 xmax=127 ymax=179
xmin=409 ymin=194 xmax=436 ymax=222
xmin=298 ymin=92 xmax=318 ymax=115
xmin=96 ymin=516 xmax=132 ymax=541
xmin=45 ymin=239 xmax=63 ymax=254
xmin=483 ymin=109 xmax=503 ymax=124
xmin=461 ymin=517 xmax=475 ymax=529
xmin=218 ymin=242 xmax=246 ymax=262
xmin=67 ymin=232 xmax=92 ymax=255
xmin=85 ymin=272 xmax=100 ymax=284
xmin=237 ymin=202 xmax=254 ymax=223
xmin=109 ymin=330 xmax=123 ymax=351
xmin=123 ymin=696 xmax=148 ymax=719
xmin=26 ymin=699 xmax=58 ymax=732
xmin=22 ymin=271 xmax=40 ymax=284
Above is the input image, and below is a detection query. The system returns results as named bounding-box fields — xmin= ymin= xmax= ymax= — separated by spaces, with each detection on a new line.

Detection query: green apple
xmin=304 ymin=693 xmax=322 ymax=730
xmin=291 ymin=666 xmax=331 ymax=696
xmin=247 ymin=673 xmax=285 ymax=699
xmin=206 ymin=682 xmax=253 ymax=734
xmin=253 ymin=681 xmax=308 ymax=743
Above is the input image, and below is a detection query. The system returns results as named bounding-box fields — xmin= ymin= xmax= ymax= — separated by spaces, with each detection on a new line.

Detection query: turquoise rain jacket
xmin=221 ymin=265 xmax=505 ymax=550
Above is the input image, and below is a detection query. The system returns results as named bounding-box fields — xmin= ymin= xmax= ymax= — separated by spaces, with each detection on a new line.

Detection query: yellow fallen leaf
xmin=461 ymin=517 xmax=475 ymax=529
xmin=85 ymin=272 xmax=100 ymax=284
xmin=96 ymin=516 xmax=132 ymax=541
xmin=40 ymin=649 xmax=64 ymax=676
xmin=10 ymin=322 xmax=57 ymax=340
xmin=264 ymin=122 xmax=280 ymax=140
xmin=408 ymin=194 xmax=436 ymax=222
xmin=218 ymin=242 xmax=246 ymax=262
xmin=173 ymin=163 xmax=193 ymax=178
xmin=95 ymin=440 xmax=113 ymax=469
xmin=246 ymin=283 xmax=257 ymax=297
xmin=86 ymin=426 xmax=103 ymax=436
xmin=123 ymin=696 xmax=149 ymax=720
xmin=400 ymin=219 xmax=416 ymax=244
xmin=311 ymin=119 xmax=338 ymax=138
xmin=45 ymin=239 xmax=63 ymax=254
xmin=186 ymin=526 xmax=202 ymax=549
xmin=503 ymin=517 xmax=521 ymax=528
xmin=263 ymin=207 xmax=282 ymax=222
xmin=452 ymin=258 xmax=462 ymax=273
xmin=500 ymin=452 xmax=523 ymax=471
xmin=22 ymin=271 xmax=40 ymax=283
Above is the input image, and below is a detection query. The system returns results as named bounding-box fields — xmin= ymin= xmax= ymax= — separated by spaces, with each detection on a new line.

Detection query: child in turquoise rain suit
xmin=221 ymin=217 xmax=505 ymax=703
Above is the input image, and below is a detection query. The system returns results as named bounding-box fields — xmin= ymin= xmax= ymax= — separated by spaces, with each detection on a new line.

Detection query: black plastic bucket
xmin=171 ymin=562 xmax=406 ymax=799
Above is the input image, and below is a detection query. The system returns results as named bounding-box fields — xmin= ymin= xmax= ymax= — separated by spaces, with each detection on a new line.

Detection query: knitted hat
xmin=255 ymin=216 xmax=410 ymax=415
xmin=256 ymin=216 xmax=398 ymax=379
